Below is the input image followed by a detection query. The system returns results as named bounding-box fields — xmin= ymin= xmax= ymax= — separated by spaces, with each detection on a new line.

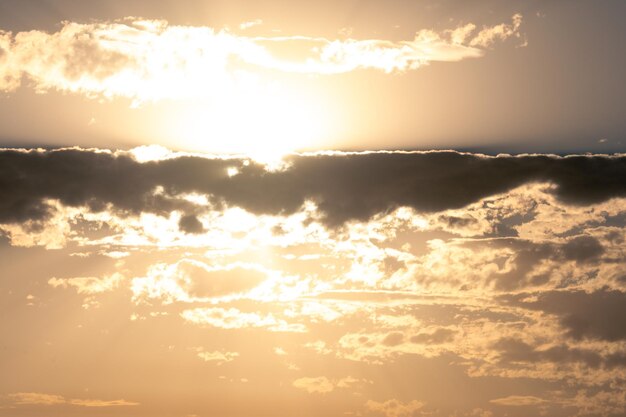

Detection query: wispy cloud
xmin=7 ymin=392 xmax=138 ymax=407
xmin=366 ymin=399 xmax=425 ymax=417
xmin=48 ymin=272 xmax=124 ymax=294
xmin=181 ymin=307 xmax=306 ymax=332
xmin=239 ymin=19 xmax=263 ymax=30
xmin=490 ymin=395 xmax=547 ymax=406
xmin=470 ymin=13 xmax=524 ymax=47
xmin=292 ymin=376 xmax=364 ymax=394
xmin=195 ymin=348 xmax=239 ymax=364
xmin=0 ymin=15 xmax=523 ymax=103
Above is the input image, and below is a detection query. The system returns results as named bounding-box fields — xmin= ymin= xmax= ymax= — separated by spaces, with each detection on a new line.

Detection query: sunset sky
xmin=1 ymin=1 xmax=626 ymax=417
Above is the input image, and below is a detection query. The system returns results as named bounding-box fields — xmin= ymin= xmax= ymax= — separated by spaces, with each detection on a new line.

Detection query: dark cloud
xmin=502 ymin=289 xmax=626 ymax=342
xmin=493 ymin=336 xmax=626 ymax=371
xmin=493 ymin=337 xmax=610 ymax=369
xmin=494 ymin=338 xmax=600 ymax=368
xmin=0 ymin=229 xmax=9 ymax=246
xmin=382 ymin=331 xmax=404 ymax=346
xmin=1 ymin=149 xmax=625 ymax=227
xmin=438 ymin=215 xmax=478 ymax=229
xmin=561 ymin=235 xmax=604 ymax=263
xmin=178 ymin=214 xmax=205 ymax=234
xmin=461 ymin=235 xmax=611 ymax=291
xmin=410 ymin=328 xmax=455 ymax=344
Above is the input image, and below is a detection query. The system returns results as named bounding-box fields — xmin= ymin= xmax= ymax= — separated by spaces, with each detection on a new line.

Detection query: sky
xmin=0 ymin=1 xmax=626 ymax=417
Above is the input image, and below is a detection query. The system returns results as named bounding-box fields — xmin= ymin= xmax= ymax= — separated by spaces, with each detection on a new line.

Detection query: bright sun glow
xmin=169 ymin=75 xmax=328 ymax=162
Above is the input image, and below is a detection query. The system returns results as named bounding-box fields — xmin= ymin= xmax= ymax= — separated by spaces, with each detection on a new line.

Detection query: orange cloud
xmin=366 ymin=399 xmax=425 ymax=417
xmin=7 ymin=392 xmax=138 ymax=407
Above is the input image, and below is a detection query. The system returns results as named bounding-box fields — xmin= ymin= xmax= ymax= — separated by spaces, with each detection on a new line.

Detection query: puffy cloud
xmin=561 ymin=235 xmax=604 ymax=263
xmin=195 ymin=349 xmax=239 ymax=364
xmin=470 ymin=14 xmax=524 ymax=48
xmin=49 ymin=272 xmax=124 ymax=295
xmin=0 ymin=16 xmax=523 ymax=101
xmin=178 ymin=214 xmax=205 ymax=234
xmin=366 ymin=399 xmax=424 ymax=417
xmin=409 ymin=328 xmax=456 ymax=344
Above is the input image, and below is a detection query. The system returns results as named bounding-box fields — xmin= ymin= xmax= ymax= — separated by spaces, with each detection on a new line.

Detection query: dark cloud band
xmin=1 ymin=149 xmax=625 ymax=226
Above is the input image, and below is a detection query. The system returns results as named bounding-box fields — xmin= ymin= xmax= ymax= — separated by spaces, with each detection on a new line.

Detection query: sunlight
xmin=170 ymin=75 xmax=327 ymax=162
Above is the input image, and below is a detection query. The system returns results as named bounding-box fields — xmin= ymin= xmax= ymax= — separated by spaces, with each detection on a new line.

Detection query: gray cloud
xmin=493 ymin=337 xmax=603 ymax=368
xmin=561 ymin=235 xmax=604 ymax=263
xmin=0 ymin=150 xmax=625 ymax=228
xmin=460 ymin=235 xmax=609 ymax=291
xmin=410 ymin=328 xmax=455 ymax=344
xmin=178 ymin=214 xmax=205 ymax=234
xmin=502 ymin=289 xmax=626 ymax=342
xmin=493 ymin=337 xmax=626 ymax=372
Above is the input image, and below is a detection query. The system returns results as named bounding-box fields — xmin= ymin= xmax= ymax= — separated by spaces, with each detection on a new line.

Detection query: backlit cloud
xmin=0 ymin=15 xmax=523 ymax=103
xmin=1 ymin=149 xmax=625 ymax=229
xmin=181 ymin=307 xmax=306 ymax=332
xmin=49 ymin=272 xmax=124 ymax=295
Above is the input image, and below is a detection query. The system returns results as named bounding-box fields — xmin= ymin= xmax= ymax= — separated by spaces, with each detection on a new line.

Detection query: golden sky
xmin=1 ymin=2 xmax=626 ymax=417
xmin=0 ymin=0 xmax=625 ymax=154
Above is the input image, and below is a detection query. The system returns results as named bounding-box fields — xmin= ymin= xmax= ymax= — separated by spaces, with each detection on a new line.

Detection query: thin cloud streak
xmin=7 ymin=392 xmax=138 ymax=408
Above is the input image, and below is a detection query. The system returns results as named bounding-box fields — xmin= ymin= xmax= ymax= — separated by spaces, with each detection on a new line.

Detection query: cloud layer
xmin=1 ymin=148 xmax=625 ymax=417
xmin=0 ymin=149 xmax=624 ymax=227
xmin=0 ymin=15 xmax=523 ymax=102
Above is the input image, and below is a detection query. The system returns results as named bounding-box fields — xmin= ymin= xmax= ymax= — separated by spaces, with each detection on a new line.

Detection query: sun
xmin=168 ymin=75 xmax=329 ymax=162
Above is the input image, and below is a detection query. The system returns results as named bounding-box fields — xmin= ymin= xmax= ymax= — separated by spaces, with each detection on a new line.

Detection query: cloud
xmin=0 ymin=16 xmax=522 ymax=102
xmin=180 ymin=307 xmax=306 ymax=332
xmin=410 ymin=328 xmax=456 ymax=344
xmin=492 ymin=337 xmax=611 ymax=369
xmin=561 ymin=235 xmax=604 ymax=263
xmin=470 ymin=14 xmax=524 ymax=48
xmin=239 ymin=19 xmax=263 ymax=30
xmin=48 ymin=272 xmax=124 ymax=295
xmin=178 ymin=214 xmax=205 ymax=234
xmin=1 ymin=149 xmax=626 ymax=230
xmin=131 ymin=260 xmax=269 ymax=304
xmin=67 ymin=399 xmax=140 ymax=407
xmin=7 ymin=392 xmax=138 ymax=407
xmin=7 ymin=393 xmax=66 ymax=406
xmin=502 ymin=289 xmax=626 ymax=341
xmin=366 ymin=399 xmax=424 ymax=417
xmin=1 ymin=147 xmax=625 ymax=417
xmin=292 ymin=376 xmax=363 ymax=394
xmin=489 ymin=395 xmax=546 ymax=406
xmin=195 ymin=349 xmax=239 ymax=364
